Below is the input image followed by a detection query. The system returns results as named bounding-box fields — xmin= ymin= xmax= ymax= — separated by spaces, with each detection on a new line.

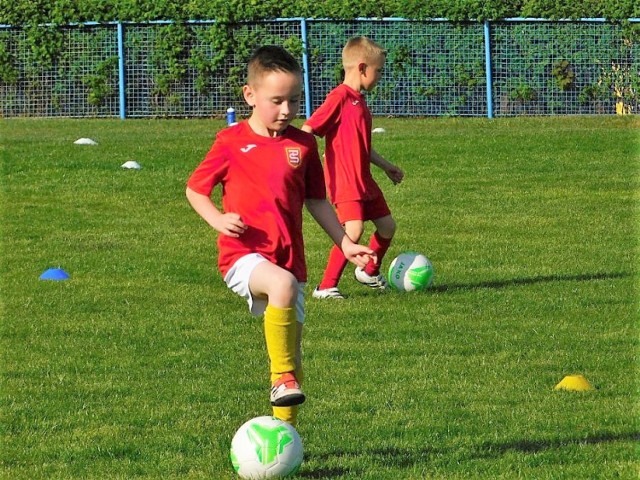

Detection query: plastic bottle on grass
xmin=226 ymin=107 xmax=237 ymax=126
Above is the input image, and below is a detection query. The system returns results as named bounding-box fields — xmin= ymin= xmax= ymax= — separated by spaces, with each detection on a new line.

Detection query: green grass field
xmin=2 ymin=116 xmax=639 ymax=479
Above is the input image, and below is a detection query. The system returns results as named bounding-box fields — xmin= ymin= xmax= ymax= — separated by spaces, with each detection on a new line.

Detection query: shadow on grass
xmin=299 ymin=432 xmax=639 ymax=477
xmin=471 ymin=431 xmax=640 ymax=459
xmin=298 ymin=466 xmax=352 ymax=479
xmin=430 ymin=271 xmax=633 ymax=294
xmin=301 ymin=446 xmax=435 ymax=478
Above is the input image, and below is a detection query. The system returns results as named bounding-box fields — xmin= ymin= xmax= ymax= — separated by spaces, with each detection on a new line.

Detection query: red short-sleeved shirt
xmin=305 ymin=84 xmax=384 ymax=204
xmin=187 ymin=122 xmax=326 ymax=281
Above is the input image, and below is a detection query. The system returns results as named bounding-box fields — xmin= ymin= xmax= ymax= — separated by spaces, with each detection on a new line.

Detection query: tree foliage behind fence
xmin=0 ymin=18 xmax=638 ymax=118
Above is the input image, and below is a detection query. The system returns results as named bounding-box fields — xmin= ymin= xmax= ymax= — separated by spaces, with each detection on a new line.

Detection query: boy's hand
xmin=385 ymin=164 xmax=404 ymax=185
xmin=215 ymin=212 xmax=247 ymax=237
xmin=370 ymin=149 xmax=403 ymax=184
xmin=342 ymin=241 xmax=377 ymax=269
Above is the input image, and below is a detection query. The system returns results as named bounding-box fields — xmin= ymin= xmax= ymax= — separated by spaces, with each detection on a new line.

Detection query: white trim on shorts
xmin=223 ymin=253 xmax=306 ymax=324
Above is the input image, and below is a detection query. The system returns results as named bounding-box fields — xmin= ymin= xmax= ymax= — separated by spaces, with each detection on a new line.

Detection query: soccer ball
xmin=388 ymin=252 xmax=434 ymax=292
xmin=230 ymin=416 xmax=303 ymax=479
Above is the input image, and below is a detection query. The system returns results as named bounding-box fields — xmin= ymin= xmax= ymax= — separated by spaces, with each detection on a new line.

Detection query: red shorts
xmin=335 ymin=196 xmax=391 ymax=224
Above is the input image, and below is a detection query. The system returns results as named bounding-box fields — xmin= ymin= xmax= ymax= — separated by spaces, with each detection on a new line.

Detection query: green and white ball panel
xmin=230 ymin=416 xmax=303 ymax=479
xmin=388 ymin=252 xmax=434 ymax=292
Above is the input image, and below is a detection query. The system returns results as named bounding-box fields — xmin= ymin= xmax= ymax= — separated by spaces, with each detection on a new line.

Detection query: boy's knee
xmin=377 ymin=217 xmax=396 ymax=238
xmin=270 ymin=272 xmax=299 ymax=306
xmin=345 ymin=222 xmax=365 ymax=242
xmin=387 ymin=219 xmax=397 ymax=236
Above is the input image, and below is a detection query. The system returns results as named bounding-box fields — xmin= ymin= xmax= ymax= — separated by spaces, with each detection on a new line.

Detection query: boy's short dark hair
xmin=247 ymin=46 xmax=301 ymax=86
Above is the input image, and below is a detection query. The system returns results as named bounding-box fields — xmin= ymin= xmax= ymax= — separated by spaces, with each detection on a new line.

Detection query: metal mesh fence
xmin=491 ymin=21 xmax=639 ymax=116
xmin=306 ymin=20 xmax=487 ymax=116
xmin=124 ymin=20 xmax=304 ymax=118
xmin=0 ymin=19 xmax=637 ymax=118
xmin=0 ymin=25 xmax=120 ymax=117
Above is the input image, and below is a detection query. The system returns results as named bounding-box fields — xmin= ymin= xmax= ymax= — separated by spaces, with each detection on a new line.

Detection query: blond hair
xmin=342 ymin=36 xmax=387 ymax=69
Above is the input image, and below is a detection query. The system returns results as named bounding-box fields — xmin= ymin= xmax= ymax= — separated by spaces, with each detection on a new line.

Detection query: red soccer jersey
xmin=305 ymin=83 xmax=384 ymax=204
xmin=187 ymin=122 xmax=326 ymax=282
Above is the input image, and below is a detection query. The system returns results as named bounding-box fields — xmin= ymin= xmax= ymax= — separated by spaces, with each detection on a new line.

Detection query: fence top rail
xmin=1 ymin=17 xmax=639 ymax=29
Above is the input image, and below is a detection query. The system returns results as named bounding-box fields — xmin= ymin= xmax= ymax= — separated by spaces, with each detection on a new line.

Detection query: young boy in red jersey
xmin=302 ymin=37 xmax=404 ymax=299
xmin=186 ymin=46 xmax=375 ymax=425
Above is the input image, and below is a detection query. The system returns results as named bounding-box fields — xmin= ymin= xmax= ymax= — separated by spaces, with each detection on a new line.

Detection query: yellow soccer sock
xmin=271 ymin=362 xmax=303 ymax=426
xmin=264 ymin=304 xmax=298 ymax=377
xmin=264 ymin=305 xmax=303 ymax=426
xmin=272 ymin=405 xmax=299 ymax=426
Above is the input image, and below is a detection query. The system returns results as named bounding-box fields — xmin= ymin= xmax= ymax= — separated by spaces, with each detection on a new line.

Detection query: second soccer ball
xmin=388 ymin=252 xmax=434 ymax=292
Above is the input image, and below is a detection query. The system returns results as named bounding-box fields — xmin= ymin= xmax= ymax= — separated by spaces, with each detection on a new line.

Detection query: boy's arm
xmin=305 ymin=198 xmax=376 ymax=268
xmin=301 ymin=124 xmax=314 ymax=134
xmin=371 ymin=148 xmax=404 ymax=185
xmin=186 ymin=186 xmax=246 ymax=238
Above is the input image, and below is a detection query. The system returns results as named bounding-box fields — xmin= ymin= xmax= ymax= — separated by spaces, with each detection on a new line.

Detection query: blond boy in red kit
xmin=303 ymin=37 xmax=404 ymax=299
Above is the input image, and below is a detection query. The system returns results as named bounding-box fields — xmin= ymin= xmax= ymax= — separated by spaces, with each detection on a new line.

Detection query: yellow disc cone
xmin=554 ymin=374 xmax=595 ymax=392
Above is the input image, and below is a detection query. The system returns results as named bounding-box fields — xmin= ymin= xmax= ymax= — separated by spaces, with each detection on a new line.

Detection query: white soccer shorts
xmin=224 ymin=253 xmax=306 ymax=323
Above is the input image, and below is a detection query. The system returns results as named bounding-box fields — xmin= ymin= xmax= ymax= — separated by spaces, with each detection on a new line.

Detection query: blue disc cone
xmin=40 ymin=268 xmax=70 ymax=281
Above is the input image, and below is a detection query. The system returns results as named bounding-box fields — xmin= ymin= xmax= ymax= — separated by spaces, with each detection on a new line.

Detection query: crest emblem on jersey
xmin=285 ymin=147 xmax=302 ymax=168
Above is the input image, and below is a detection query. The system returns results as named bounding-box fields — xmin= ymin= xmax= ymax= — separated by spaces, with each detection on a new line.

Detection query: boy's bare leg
xmin=250 ymin=263 xmax=305 ymax=411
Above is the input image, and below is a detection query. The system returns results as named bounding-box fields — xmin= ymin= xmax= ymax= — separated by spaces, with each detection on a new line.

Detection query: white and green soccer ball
xmin=230 ymin=416 xmax=303 ymax=479
xmin=388 ymin=252 xmax=434 ymax=292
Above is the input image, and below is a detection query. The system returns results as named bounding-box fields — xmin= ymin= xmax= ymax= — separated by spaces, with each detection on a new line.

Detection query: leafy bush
xmin=0 ymin=0 xmax=636 ymax=117
xmin=1 ymin=0 xmax=638 ymax=24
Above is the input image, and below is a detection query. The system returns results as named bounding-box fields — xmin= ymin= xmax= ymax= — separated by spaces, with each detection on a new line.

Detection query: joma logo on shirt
xmin=240 ymin=144 xmax=257 ymax=153
xmin=285 ymin=147 xmax=302 ymax=168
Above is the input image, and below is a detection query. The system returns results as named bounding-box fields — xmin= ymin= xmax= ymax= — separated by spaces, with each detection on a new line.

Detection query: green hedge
xmin=0 ymin=0 xmax=638 ymax=25
xmin=1 ymin=0 xmax=637 ymax=118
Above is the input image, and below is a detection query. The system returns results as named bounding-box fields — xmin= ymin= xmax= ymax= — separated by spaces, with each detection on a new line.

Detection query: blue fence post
xmin=483 ymin=20 xmax=494 ymax=119
xmin=300 ymin=18 xmax=312 ymax=118
xmin=117 ymin=22 xmax=126 ymax=119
